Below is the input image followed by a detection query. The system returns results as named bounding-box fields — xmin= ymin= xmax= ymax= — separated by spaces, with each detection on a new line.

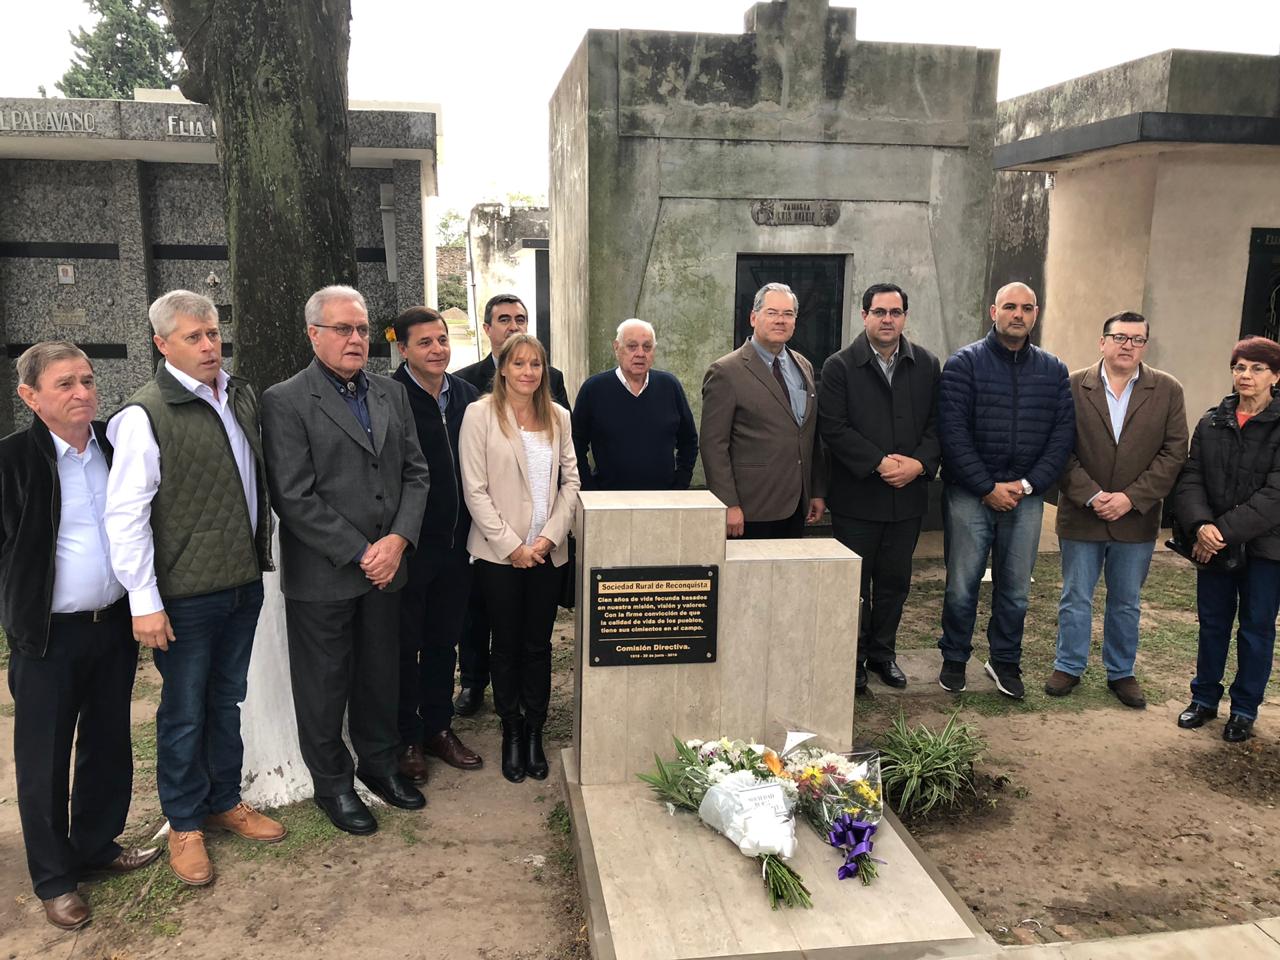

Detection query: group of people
xmin=3 ymin=276 xmax=1279 ymax=934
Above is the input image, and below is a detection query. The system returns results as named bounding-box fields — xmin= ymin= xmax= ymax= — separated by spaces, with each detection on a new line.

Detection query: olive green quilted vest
xmin=123 ymin=363 xmax=270 ymax=599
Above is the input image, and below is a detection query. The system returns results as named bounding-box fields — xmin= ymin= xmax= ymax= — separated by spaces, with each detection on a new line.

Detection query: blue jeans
xmin=1190 ymin=558 xmax=1280 ymax=722
xmin=153 ymin=581 xmax=263 ymax=831
xmin=1055 ymin=538 xmax=1155 ymax=679
xmin=939 ymin=485 xmax=1043 ymax=665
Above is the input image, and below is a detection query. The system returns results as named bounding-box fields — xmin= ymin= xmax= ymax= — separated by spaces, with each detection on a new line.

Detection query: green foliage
xmin=635 ymin=738 xmax=706 ymax=812
xmin=438 ymin=273 xmax=468 ymax=313
xmin=878 ymin=712 xmax=985 ymax=819
xmin=57 ymin=0 xmax=178 ymax=100
xmin=437 ymin=209 xmax=466 ymax=247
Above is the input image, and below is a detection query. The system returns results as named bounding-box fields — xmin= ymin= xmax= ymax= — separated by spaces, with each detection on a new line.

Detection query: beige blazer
xmin=1056 ymin=361 xmax=1188 ymax=543
xmin=700 ymin=339 xmax=827 ymax=522
xmin=459 ymin=396 xmax=580 ymax=566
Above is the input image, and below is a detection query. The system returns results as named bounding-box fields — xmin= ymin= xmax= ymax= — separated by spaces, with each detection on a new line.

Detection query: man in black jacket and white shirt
xmin=818 ymin=283 xmax=941 ymax=694
xmin=390 ymin=307 xmax=484 ymax=784
xmin=1 ymin=342 xmax=159 ymax=932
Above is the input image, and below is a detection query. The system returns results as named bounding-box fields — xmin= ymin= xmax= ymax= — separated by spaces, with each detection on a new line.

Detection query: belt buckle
xmin=92 ymin=606 xmax=107 ymax=623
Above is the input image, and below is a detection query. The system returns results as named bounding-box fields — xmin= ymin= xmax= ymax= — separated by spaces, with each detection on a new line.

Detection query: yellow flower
xmin=384 ymin=327 xmax=397 ymax=343
xmin=763 ymin=749 xmax=785 ymax=777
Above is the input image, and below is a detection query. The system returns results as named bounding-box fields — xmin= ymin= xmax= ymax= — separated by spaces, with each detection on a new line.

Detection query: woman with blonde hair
xmin=459 ymin=334 xmax=580 ymax=782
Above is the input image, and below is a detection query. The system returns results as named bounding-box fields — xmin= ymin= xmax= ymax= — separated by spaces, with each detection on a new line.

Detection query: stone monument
xmin=563 ymin=490 xmax=991 ymax=960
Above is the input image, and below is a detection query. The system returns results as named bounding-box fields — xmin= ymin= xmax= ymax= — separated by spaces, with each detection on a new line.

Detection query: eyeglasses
xmin=313 ymin=323 xmax=371 ymax=340
xmin=761 ymin=309 xmax=796 ymax=320
xmin=868 ymin=308 xmax=905 ymax=319
xmin=1232 ymin=363 xmax=1274 ymax=375
xmin=1105 ymin=334 xmax=1148 ymax=346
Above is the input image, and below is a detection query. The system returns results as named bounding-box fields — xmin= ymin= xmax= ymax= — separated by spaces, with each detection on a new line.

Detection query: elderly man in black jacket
xmin=819 ymin=283 xmax=941 ymax=694
xmin=2 ymin=342 xmax=159 ymax=931
xmin=390 ymin=307 xmax=484 ymax=783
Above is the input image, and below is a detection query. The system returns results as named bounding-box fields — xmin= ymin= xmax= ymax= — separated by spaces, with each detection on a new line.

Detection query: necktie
xmin=772 ymin=356 xmax=790 ymax=398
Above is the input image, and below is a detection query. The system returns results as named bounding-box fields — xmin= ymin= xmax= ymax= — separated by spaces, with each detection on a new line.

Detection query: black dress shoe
xmin=356 ymin=770 xmax=426 ymax=810
xmin=1223 ymin=714 xmax=1254 ymax=743
xmin=314 ymin=791 xmax=377 ymax=835
xmin=454 ymin=686 xmax=484 ymax=717
xmin=855 ymin=662 xmax=868 ymax=694
xmin=868 ymin=659 xmax=908 ymax=688
xmin=1176 ymin=702 xmax=1218 ymax=729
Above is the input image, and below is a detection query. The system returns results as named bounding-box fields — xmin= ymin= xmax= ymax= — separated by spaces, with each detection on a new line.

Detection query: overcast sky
xmin=3 ymin=0 xmax=1278 ymax=214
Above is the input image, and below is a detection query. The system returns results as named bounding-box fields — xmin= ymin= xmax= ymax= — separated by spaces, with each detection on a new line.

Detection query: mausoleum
xmin=0 ymin=90 xmax=439 ymax=430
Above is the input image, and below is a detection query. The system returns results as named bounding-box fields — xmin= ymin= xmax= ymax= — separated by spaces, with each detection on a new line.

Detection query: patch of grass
xmin=132 ymin=673 xmax=162 ymax=704
xmin=546 ymin=801 xmax=576 ymax=877
xmin=878 ymin=712 xmax=985 ymax=819
xmin=0 ymin=702 xmax=13 ymax=717
xmin=87 ymin=855 xmax=196 ymax=937
xmin=225 ymin=800 xmax=339 ymax=862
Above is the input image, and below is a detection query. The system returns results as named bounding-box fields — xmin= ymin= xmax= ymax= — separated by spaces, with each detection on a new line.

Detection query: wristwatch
xmin=1020 ymin=479 xmax=1034 ymax=495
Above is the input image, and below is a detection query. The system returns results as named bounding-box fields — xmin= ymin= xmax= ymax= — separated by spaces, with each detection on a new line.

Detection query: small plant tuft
xmin=877 ymin=712 xmax=985 ymax=819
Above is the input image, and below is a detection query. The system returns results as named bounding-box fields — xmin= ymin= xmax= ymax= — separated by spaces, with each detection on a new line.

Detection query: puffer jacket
xmin=1172 ymin=392 xmax=1280 ymax=561
xmin=938 ymin=328 xmax=1075 ymax=497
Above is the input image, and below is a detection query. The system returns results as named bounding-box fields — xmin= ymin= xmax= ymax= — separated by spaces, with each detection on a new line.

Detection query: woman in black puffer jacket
xmin=1172 ymin=336 xmax=1280 ymax=743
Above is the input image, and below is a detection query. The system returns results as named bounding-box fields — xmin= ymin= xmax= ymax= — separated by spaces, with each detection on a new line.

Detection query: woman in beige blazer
xmin=459 ymin=334 xmax=579 ymax=783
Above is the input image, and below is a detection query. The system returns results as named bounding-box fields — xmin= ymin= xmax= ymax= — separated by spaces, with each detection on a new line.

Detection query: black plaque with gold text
xmin=588 ymin=565 xmax=718 ymax=667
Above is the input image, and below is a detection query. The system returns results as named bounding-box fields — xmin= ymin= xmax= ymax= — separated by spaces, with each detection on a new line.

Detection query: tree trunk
xmin=163 ymin=0 xmax=357 ymax=392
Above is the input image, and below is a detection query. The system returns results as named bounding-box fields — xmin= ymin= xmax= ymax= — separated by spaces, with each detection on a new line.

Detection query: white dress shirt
xmin=105 ymin=362 xmax=258 ymax=615
xmin=1102 ymin=360 xmax=1141 ymax=442
xmin=50 ymin=431 xmax=126 ymax=614
xmin=614 ymin=367 xmax=650 ymax=396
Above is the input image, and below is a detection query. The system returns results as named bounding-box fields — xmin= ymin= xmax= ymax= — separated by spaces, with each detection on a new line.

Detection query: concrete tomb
xmin=562 ymin=490 xmax=991 ymax=960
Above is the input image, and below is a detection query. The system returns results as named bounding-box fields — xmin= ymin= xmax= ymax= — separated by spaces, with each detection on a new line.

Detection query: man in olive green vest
xmin=105 ymin=290 xmax=285 ymax=888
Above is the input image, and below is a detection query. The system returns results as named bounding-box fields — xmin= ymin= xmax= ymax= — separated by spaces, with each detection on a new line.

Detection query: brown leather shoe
xmin=206 ymin=802 xmax=286 ymax=843
xmin=1043 ymin=670 xmax=1080 ymax=697
xmin=397 ymin=744 xmax=430 ymax=784
xmin=168 ymin=829 xmax=213 ymax=886
xmin=424 ymin=728 xmax=483 ymax=770
xmin=43 ymin=891 xmax=90 ymax=931
xmin=1108 ymin=675 xmax=1147 ymax=709
xmin=99 ymin=846 xmax=162 ymax=872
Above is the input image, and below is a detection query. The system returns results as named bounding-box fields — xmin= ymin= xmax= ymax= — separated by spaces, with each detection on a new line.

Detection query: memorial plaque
xmin=588 ymin=565 xmax=717 ymax=666
xmin=750 ymin=199 xmax=840 ymax=227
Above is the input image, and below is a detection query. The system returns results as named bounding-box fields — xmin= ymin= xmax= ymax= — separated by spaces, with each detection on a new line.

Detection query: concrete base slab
xmin=866 ymin=648 xmax=1000 ymax=698
xmin=1005 ymin=921 xmax=1280 ymax=958
xmin=562 ymin=748 xmax=994 ymax=960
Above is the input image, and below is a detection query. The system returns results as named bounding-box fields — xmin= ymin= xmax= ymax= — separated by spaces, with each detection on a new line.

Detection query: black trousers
xmin=397 ymin=547 xmax=472 ymax=743
xmin=831 ymin=513 xmax=923 ymax=665
xmin=474 ymin=560 xmax=561 ymax=722
xmin=457 ymin=581 xmax=491 ymax=693
xmin=285 ymin=588 xmax=401 ymax=797
xmin=742 ymin=497 xmax=807 ymax=540
xmin=9 ymin=611 xmax=137 ymax=899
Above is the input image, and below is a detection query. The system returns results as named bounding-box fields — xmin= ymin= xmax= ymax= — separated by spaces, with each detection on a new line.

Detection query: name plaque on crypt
xmin=588 ymin=565 xmax=718 ymax=667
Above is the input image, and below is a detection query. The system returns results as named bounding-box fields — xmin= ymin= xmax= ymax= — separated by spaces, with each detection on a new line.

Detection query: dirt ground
xmin=1 ymin=554 xmax=1278 ymax=956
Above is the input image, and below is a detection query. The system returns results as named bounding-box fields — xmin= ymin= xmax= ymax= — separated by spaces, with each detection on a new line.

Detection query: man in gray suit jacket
xmin=261 ymin=285 xmax=430 ymax=836
xmin=701 ymin=282 xmax=826 ymax=538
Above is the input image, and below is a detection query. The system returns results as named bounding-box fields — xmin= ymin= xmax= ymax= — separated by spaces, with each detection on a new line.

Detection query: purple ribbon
xmin=827 ymin=813 xmax=877 ymax=881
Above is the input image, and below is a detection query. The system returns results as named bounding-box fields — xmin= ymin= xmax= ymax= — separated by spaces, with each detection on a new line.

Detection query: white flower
xmin=747 ymin=743 xmax=766 ymax=756
xmin=707 ymin=760 xmax=732 ymax=784
xmin=685 ymin=738 xmax=705 ymax=750
xmin=700 ymin=740 xmax=721 ymax=759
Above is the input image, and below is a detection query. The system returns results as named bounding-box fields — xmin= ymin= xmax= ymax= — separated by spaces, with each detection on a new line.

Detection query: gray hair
xmin=149 ymin=290 xmax=218 ymax=338
xmin=305 ymin=285 xmax=367 ymax=326
xmin=16 ymin=341 xmax=92 ymax=389
xmin=615 ymin=318 xmax=656 ymax=342
xmin=752 ymin=282 xmax=798 ymax=313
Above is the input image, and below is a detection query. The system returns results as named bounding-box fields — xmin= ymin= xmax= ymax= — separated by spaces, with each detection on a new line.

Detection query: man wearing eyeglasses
xmin=701 ymin=282 xmax=826 ymax=539
xmin=818 ymin=283 xmax=941 ymax=694
xmin=1046 ymin=311 xmax=1187 ymax=707
xmin=937 ymin=282 xmax=1074 ymax=699
xmin=261 ymin=285 xmax=430 ymax=836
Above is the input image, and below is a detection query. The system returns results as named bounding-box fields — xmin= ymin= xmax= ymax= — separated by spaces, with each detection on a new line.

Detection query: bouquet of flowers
xmin=783 ymin=748 xmax=883 ymax=885
xmin=639 ymin=737 xmax=887 ymax=907
xmin=637 ymin=737 xmax=812 ymax=908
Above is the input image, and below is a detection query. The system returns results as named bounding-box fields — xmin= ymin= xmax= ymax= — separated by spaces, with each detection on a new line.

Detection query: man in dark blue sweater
xmin=936 ymin=283 xmax=1074 ymax=700
xmin=391 ymin=307 xmax=483 ymax=784
xmin=572 ymin=319 xmax=698 ymax=490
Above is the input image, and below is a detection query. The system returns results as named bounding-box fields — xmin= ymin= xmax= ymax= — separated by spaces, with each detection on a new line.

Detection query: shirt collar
xmin=165 ymin=359 xmax=229 ymax=400
xmin=614 ymin=367 xmax=650 ymax=393
xmin=750 ymin=336 xmax=788 ymax=368
xmin=317 ymin=360 xmax=369 ymax=397
xmin=49 ymin=429 xmax=99 ymax=461
xmin=406 ymin=365 xmax=449 ymax=404
xmin=1100 ymin=359 xmax=1141 ymax=387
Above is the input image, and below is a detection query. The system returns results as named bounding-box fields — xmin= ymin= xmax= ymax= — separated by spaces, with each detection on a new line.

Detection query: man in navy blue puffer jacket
xmin=937 ymin=283 xmax=1074 ymax=699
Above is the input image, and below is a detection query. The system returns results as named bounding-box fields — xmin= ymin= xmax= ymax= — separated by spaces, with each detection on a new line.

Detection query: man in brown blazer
xmin=1047 ymin=311 xmax=1188 ymax=707
xmin=701 ymin=282 xmax=826 ymax=538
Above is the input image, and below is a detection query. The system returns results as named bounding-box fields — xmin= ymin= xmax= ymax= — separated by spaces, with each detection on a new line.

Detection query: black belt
xmin=50 ymin=596 xmax=129 ymax=624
